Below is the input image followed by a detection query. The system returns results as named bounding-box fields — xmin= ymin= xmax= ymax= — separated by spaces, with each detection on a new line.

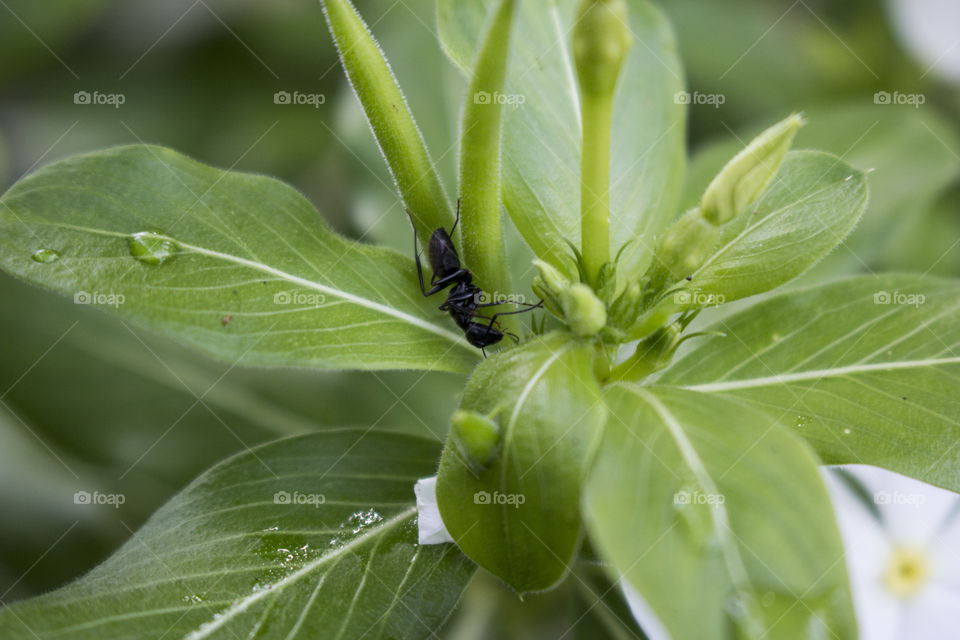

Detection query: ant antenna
xmin=450 ymin=198 xmax=462 ymax=235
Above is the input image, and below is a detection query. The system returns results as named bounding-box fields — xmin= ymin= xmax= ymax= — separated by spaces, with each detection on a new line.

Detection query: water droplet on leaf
xmin=128 ymin=231 xmax=177 ymax=265
xmin=31 ymin=249 xmax=60 ymax=263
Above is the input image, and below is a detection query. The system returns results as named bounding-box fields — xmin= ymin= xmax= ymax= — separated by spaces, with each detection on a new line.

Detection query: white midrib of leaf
xmin=41 ymin=223 xmax=474 ymax=351
xmin=184 ymin=505 xmax=417 ymax=640
xmin=681 ymin=357 xmax=960 ymax=393
xmin=499 ymin=343 xmax=573 ymax=547
xmin=630 ymin=387 xmax=765 ymax=637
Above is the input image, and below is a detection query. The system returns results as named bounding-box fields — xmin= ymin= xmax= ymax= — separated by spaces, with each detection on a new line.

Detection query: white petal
xmin=828 ymin=465 xmax=960 ymax=545
xmin=886 ymin=0 xmax=960 ymax=83
xmin=822 ymin=467 xmax=901 ymax=640
xmin=899 ymin=583 xmax=960 ymax=639
xmin=414 ymin=476 xmax=454 ymax=545
xmin=621 ymin=582 xmax=671 ymax=640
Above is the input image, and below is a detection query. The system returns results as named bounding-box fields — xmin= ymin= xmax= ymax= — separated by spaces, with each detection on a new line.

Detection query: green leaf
xmin=583 ymin=385 xmax=856 ymax=640
xmin=436 ymin=333 xmax=607 ymax=593
xmin=660 ymin=274 xmax=960 ymax=493
xmin=0 ymin=146 xmax=479 ymax=373
xmin=0 ymin=430 xmax=475 ymax=639
xmin=677 ymin=150 xmax=867 ymax=305
xmin=437 ymin=0 xmax=686 ymax=280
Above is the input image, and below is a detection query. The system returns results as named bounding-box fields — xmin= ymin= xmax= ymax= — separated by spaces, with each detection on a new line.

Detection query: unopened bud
xmin=561 ymin=283 xmax=607 ymax=337
xmin=450 ymin=409 xmax=501 ymax=474
xmin=573 ymin=0 xmax=632 ymax=96
xmin=701 ymin=113 xmax=805 ymax=225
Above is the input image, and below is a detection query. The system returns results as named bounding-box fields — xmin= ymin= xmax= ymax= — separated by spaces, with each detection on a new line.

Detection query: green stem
xmin=458 ymin=0 xmax=519 ymax=335
xmin=322 ymin=0 xmax=452 ymax=244
xmin=579 ymin=90 xmax=614 ymax=287
xmin=572 ymin=0 xmax=631 ymax=287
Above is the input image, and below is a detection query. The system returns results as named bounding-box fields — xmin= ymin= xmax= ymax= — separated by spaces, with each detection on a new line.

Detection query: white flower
xmin=414 ymin=476 xmax=454 ymax=545
xmin=824 ymin=465 xmax=960 ymax=640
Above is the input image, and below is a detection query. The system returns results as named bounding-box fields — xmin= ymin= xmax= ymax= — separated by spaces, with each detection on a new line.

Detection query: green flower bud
xmin=573 ymin=0 xmax=632 ymax=96
xmin=700 ymin=113 xmax=805 ymax=225
xmin=561 ymin=283 xmax=608 ymax=337
xmin=450 ymin=409 xmax=501 ymax=474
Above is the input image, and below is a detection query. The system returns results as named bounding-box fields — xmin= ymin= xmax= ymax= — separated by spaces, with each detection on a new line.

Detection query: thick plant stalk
xmin=573 ymin=0 xmax=631 ymax=286
xmin=458 ymin=0 xmax=519 ymax=332
xmin=321 ymin=0 xmax=452 ymax=241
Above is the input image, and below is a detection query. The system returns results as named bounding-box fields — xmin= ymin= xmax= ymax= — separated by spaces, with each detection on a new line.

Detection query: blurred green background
xmin=0 ymin=0 xmax=958 ymax=635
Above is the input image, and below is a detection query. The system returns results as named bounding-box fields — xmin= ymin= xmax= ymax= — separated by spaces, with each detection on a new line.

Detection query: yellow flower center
xmin=884 ymin=546 xmax=931 ymax=598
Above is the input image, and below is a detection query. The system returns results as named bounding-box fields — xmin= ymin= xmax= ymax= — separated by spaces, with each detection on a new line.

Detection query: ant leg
xmin=425 ymin=269 xmax=472 ymax=296
xmin=406 ymin=209 xmax=430 ymax=296
xmin=474 ymin=300 xmax=544 ymax=309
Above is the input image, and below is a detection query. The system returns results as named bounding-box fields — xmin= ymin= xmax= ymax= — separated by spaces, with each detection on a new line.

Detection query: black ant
xmin=408 ymin=201 xmax=541 ymax=355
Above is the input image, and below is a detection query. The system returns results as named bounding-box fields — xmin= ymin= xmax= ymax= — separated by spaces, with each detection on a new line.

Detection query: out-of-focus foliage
xmin=1 ymin=2 xmax=958 ymax=637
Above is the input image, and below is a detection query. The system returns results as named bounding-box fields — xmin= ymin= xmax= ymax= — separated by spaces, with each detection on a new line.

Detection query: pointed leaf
xmin=436 ymin=333 xmax=606 ymax=593
xmin=584 ymin=385 xmax=857 ymax=640
xmin=661 ymin=274 xmax=960 ymax=493
xmin=0 ymin=146 xmax=479 ymax=373
xmin=0 ymin=430 xmax=475 ymax=639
